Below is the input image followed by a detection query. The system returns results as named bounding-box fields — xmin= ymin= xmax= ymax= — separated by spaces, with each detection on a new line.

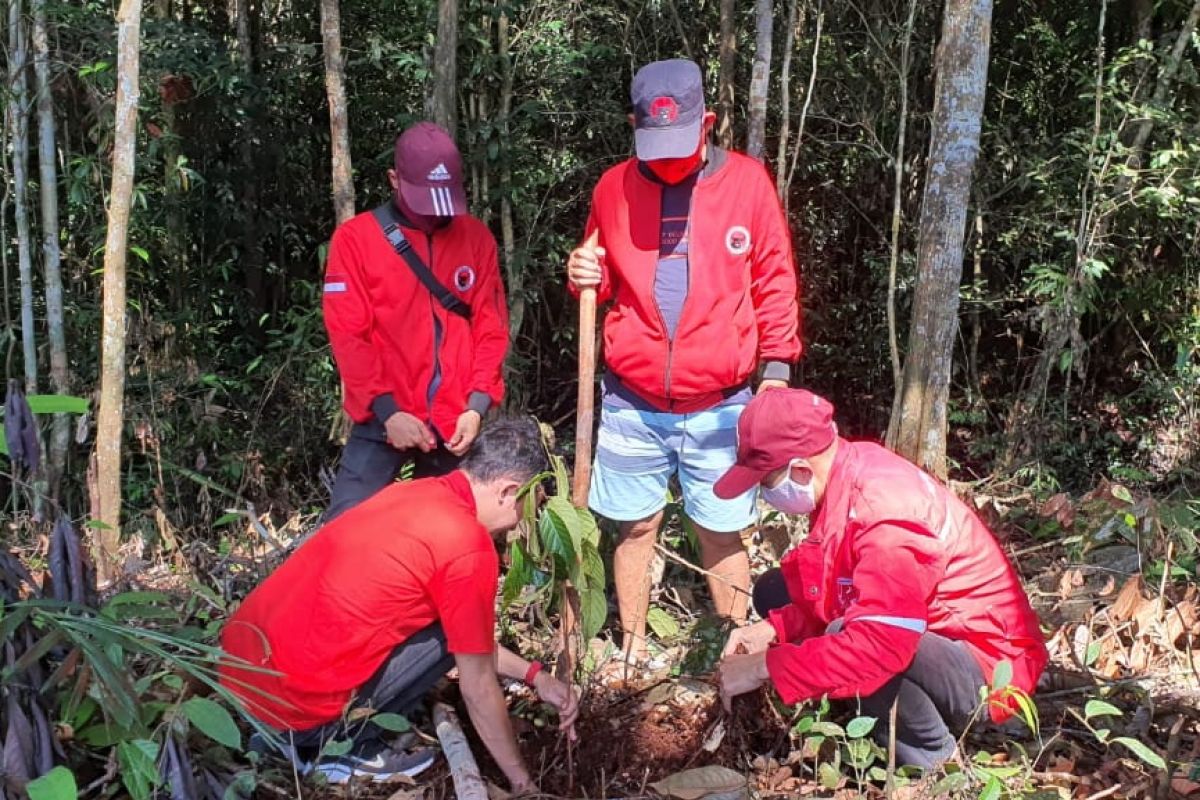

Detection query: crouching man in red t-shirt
xmin=219 ymin=417 xmax=578 ymax=789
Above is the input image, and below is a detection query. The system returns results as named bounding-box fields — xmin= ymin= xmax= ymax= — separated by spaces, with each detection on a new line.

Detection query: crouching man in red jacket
xmin=714 ymin=389 xmax=1047 ymax=769
xmin=220 ymin=417 xmax=578 ymax=789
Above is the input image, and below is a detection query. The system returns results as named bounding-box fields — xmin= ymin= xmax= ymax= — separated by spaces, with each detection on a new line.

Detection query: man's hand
xmin=758 ymin=379 xmax=789 ymax=394
xmin=721 ymin=619 xmax=778 ymax=658
xmin=446 ymin=410 xmax=482 ymax=456
xmin=532 ymin=672 xmax=581 ymax=738
xmin=717 ymin=651 xmax=770 ymax=712
xmin=384 ymin=411 xmax=436 ymax=453
xmin=567 ymin=243 xmax=605 ymax=291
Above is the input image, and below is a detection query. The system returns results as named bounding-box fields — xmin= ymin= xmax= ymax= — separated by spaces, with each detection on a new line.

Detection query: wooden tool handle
xmin=572 ymin=286 xmax=597 ymax=508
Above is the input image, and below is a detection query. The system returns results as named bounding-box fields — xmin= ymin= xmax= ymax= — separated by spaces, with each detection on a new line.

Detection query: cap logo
xmin=427 ymin=163 xmax=453 ymax=181
xmin=649 ymin=96 xmax=679 ymax=125
xmin=453 ymin=265 xmax=476 ymax=292
xmin=428 ymin=186 xmax=456 ymax=216
xmin=725 ymin=225 xmax=751 ymax=256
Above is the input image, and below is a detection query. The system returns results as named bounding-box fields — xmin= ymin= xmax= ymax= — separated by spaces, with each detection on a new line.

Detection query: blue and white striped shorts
xmin=588 ymin=402 xmax=758 ymax=533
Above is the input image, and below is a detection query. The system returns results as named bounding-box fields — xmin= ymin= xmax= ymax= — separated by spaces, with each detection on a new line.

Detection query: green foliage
xmin=181 ymin=697 xmax=242 ymax=750
xmin=25 ymin=767 xmax=78 ymax=800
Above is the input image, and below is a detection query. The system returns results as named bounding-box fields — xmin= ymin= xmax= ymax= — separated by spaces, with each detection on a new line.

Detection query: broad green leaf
xmin=25 ymin=394 xmax=89 ymax=414
xmin=978 ymin=775 xmax=1003 ymax=800
xmin=581 ymin=540 xmax=605 ymax=594
xmin=792 ymin=716 xmax=814 ymax=735
xmin=322 ymin=738 xmax=353 ymax=757
xmin=818 ymin=762 xmax=841 ymax=790
xmin=578 ymin=507 xmax=601 ymax=547
xmin=1113 ymin=737 xmax=1166 ymax=769
xmin=811 ymin=720 xmax=845 ymax=737
xmin=118 ymin=739 xmax=161 ymax=800
xmin=182 ymin=697 xmax=242 ymax=749
xmin=845 ymin=736 xmax=874 ymax=768
xmin=370 ymin=712 xmax=411 ymax=732
xmin=539 ymin=502 xmax=577 ymax=576
xmin=579 ymin=582 xmax=608 ymax=643
xmin=545 ymin=496 xmax=584 ymax=559
xmin=1085 ymin=700 xmax=1123 ymax=720
xmin=501 ymin=541 xmax=533 ymax=609
xmin=1111 ymin=485 xmax=1134 ymax=504
xmin=646 ymin=607 xmax=680 ymax=639
xmin=845 ymin=715 xmax=877 ymax=739
xmin=991 ymin=659 xmax=1013 ymax=691
xmin=1085 ymin=641 xmax=1102 ymax=666
xmin=27 ymin=766 xmax=78 ymax=800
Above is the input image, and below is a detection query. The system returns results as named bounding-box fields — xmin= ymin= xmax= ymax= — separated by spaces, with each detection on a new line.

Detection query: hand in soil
xmin=721 ymin=619 xmax=777 ymax=657
xmin=532 ymin=671 xmax=581 ymax=738
xmin=717 ymin=651 xmax=770 ymax=711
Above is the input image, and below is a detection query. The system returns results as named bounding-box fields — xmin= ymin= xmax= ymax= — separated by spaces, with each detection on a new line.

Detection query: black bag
xmin=372 ymin=203 xmax=471 ymax=320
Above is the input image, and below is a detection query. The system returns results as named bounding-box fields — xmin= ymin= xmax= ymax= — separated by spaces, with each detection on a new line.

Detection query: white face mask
xmin=761 ymin=460 xmax=817 ymax=515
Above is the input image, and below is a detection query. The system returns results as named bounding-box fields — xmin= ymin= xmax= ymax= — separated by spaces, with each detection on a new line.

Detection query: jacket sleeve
xmin=767 ymin=603 xmax=824 ymax=644
xmin=763 ymin=521 xmax=947 ymax=705
xmin=322 ymin=224 xmax=392 ymax=422
xmin=567 ymin=198 xmax=614 ymax=305
xmin=749 ymin=169 xmax=801 ymax=367
xmin=467 ymin=229 xmax=510 ymax=412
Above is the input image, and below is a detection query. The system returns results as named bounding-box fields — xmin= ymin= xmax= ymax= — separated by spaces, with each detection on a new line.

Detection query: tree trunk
xmin=234 ymin=0 xmax=265 ymax=308
xmin=157 ymin=0 xmax=186 ymax=311
xmin=428 ymin=0 xmax=458 ymax=136
xmin=886 ymin=0 xmax=919 ymax=398
xmin=886 ymin=0 xmax=993 ymax=478
xmin=498 ymin=3 xmax=520 ymax=337
xmin=746 ymin=0 xmax=772 ymax=161
xmin=774 ymin=0 xmax=800 ymax=198
xmin=319 ymin=0 xmax=354 ymax=225
xmin=32 ymin=0 xmax=69 ymax=495
xmin=95 ymin=0 xmax=143 ymax=584
xmin=8 ymin=0 xmax=37 ymax=394
xmin=716 ymin=0 xmax=736 ymax=150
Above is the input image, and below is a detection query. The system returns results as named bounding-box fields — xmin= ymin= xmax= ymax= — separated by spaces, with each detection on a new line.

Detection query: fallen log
xmin=432 ymin=702 xmax=487 ymax=800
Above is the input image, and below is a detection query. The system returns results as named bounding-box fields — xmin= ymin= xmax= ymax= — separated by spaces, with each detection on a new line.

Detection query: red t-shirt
xmin=219 ymin=472 xmax=498 ymax=730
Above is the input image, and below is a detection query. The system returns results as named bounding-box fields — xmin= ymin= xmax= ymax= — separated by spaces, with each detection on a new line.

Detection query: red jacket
xmin=578 ymin=150 xmax=800 ymax=411
xmin=764 ymin=440 xmax=1047 ymax=722
xmin=323 ymin=208 xmax=508 ymax=438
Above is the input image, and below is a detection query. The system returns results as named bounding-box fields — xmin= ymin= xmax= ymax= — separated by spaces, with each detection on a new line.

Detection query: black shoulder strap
xmin=371 ymin=203 xmax=472 ymax=320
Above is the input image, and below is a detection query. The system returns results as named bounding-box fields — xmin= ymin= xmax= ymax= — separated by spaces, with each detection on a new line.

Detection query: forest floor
xmin=227 ymin=478 xmax=1200 ymax=799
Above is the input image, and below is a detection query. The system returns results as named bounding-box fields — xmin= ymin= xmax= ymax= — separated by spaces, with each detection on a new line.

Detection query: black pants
xmin=326 ymin=420 xmax=461 ymax=521
xmin=289 ymin=623 xmax=455 ymax=752
xmin=753 ymin=569 xmax=984 ymax=769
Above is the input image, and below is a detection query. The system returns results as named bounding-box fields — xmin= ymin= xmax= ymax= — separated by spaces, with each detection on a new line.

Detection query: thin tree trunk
xmin=428 ymin=0 xmax=458 ymax=136
xmin=319 ymin=0 xmax=354 ymax=225
xmin=32 ymin=0 xmax=69 ymax=494
xmin=886 ymin=0 xmax=918 ymax=398
xmin=498 ymin=3 xmax=520 ymax=337
xmin=157 ymin=0 xmax=186 ymax=311
xmin=774 ymin=0 xmax=800 ymax=199
xmin=785 ymin=9 xmax=821 ymax=196
xmin=234 ymin=0 xmax=264 ymax=308
xmin=887 ymin=0 xmax=993 ymax=478
xmin=967 ymin=206 xmax=983 ymax=397
xmin=8 ymin=0 xmax=37 ymax=394
xmin=716 ymin=0 xmax=736 ymax=149
xmin=95 ymin=0 xmax=142 ymax=584
xmin=664 ymin=0 xmax=693 ymax=61
xmin=746 ymin=0 xmax=773 ymax=161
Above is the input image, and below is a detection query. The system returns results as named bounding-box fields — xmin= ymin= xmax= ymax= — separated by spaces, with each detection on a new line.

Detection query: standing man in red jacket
xmin=567 ymin=59 xmax=800 ymax=666
xmin=715 ymin=389 xmax=1047 ymax=769
xmin=323 ymin=122 xmax=509 ymax=519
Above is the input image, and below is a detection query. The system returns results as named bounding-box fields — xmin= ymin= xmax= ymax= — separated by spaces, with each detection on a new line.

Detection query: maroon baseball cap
xmin=631 ymin=59 xmax=706 ymax=161
xmin=713 ymin=389 xmax=838 ymax=499
xmin=394 ymin=122 xmax=468 ymax=217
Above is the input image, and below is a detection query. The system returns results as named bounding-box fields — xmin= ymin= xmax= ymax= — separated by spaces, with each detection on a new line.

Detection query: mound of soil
xmin=460 ymin=679 xmax=789 ymax=797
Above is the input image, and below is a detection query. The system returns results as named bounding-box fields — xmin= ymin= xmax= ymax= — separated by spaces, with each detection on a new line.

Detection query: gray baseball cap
xmin=631 ymin=59 xmax=706 ymax=161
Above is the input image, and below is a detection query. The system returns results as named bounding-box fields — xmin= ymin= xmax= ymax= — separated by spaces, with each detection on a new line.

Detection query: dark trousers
xmin=753 ymin=568 xmax=985 ymax=769
xmin=326 ymin=420 xmax=461 ymax=521
xmin=289 ymin=623 xmax=454 ymax=752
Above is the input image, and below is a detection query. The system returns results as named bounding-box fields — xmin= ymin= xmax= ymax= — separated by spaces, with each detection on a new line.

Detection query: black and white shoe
xmin=309 ymin=739 xmax=437 ymax=785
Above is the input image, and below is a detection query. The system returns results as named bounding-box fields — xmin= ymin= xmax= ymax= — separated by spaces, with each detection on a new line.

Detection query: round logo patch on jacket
xmin=453 ymin=265 xmax=476 ymax=292
xmin=725 ymin=225 xmax=751 ymax=256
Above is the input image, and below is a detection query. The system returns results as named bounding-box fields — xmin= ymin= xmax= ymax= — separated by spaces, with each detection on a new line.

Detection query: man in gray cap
xmin=323 ymin=122 xmax=509 ymax=519
xmin=566 ymin=59 xmax=802 ymax=669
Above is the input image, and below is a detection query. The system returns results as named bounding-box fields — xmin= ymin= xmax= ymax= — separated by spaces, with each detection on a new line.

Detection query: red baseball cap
xmin=394 ymin=122 xmax=468 ymax=217
xmin=713 ymin=389 xmax=838 ymax=499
